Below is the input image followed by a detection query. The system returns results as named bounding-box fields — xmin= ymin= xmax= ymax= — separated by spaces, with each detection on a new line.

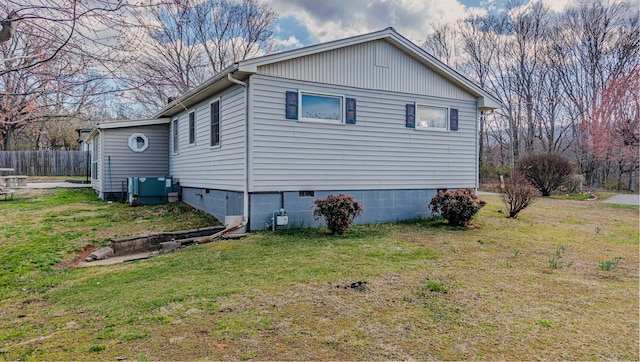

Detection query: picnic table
xmin=0 ymin=186 xmax=14 ymax=200
xmin=0 ymin=168 xmax=27 ymax=187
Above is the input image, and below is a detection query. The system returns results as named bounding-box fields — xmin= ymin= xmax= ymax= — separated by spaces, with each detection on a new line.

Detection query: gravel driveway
xmin=478 ymin=190 xmax=639 ymax=206
xmin=601 ymin=194 xmax=640 ymax=206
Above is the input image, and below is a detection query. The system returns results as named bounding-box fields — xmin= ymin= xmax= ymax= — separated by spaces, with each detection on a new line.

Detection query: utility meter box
xmin=276 ymin=215 xmax=289 ymax=226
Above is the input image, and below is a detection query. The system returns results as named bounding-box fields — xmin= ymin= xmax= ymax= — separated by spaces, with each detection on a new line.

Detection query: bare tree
xmin=0 ymin=1 xmax=154 ymax=76
xmin=124 ymin=0 xmax=277 ymax=113
xmin=0 ymin=10 xmax=110 ymax=150
xmin=0 ymin=0 xmax=278 ymax=149
xmin=547 ymin=0 xmax=640 ymax=187
xmin=506 ymin=1 xmax=550 ymax=154
xmin=457 ymin=12 xmax=500 ymax=180
xmin=423 ymin=22 xmax=459 ymax=67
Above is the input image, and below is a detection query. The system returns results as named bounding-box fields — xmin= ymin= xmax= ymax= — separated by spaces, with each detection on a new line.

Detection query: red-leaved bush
xmin=313 ymin=194 xmax=364 ymax=235
xmin=429 ymin=188 xmax=486 ymax=227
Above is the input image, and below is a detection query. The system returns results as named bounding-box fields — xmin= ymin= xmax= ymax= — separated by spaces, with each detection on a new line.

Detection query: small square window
xmin=300 ymin=92 xmax=343 ymax=123
xmin=417 ymin=105 xmax=448 ymax=130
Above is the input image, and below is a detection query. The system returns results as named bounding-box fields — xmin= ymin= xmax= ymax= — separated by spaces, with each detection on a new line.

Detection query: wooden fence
xmin=0 ymin=151 xmax=90 ymax=176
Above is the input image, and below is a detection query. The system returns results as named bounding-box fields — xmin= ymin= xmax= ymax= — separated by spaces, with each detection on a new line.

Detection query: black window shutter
xmin=406 ymin=104 xmax=415 ymax=128
xmin=450 ymin=108 xmax=458 ymax=131
xmin=345 ymin=98 xmax=356 ymax=124
xmin=285 ymin=91 xmax=298 ymax=120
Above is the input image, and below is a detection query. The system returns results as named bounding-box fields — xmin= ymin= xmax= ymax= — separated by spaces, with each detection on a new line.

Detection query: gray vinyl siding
xmin=249 ymin=75 xmax=478 ymax=193
xmin=98 ymin=125 xmax=169 ymax=196
xmin=257 ymin=40 xmax=476 ymax=101
xmin=170 ymin=85 xmax=245 ymax=191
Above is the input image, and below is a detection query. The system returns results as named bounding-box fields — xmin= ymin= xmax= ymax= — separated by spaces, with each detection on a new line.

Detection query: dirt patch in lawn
xmin=55 ymin=244 xmax=96 ymax=269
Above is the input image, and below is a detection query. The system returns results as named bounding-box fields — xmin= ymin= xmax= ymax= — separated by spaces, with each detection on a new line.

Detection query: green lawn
xmin=0 ymin=188 xmax=638 ymax=360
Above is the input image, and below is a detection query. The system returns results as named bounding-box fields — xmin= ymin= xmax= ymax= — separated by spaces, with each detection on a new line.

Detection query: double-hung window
xmin=210 ymin=100 xmax=220 ymax=147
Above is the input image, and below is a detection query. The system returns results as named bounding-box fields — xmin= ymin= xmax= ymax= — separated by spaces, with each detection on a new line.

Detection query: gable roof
xmin=154 ymin=27 xmax=501 ymax=118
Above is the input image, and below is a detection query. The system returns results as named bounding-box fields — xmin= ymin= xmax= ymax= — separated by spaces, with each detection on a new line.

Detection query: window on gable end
xmin=299 ymin=91 xmax=344 ymax=124
xmin=416 ymin=105 xmax=448 ymax=131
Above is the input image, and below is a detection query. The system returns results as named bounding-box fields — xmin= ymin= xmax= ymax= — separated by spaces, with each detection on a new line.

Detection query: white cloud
xmin=264 ymin=0 xmax=473 ymax=44
xmin=539 ymin=0 xmax=574 ymax=12
xmin=272 ymin=35 xmax=303 ymax=50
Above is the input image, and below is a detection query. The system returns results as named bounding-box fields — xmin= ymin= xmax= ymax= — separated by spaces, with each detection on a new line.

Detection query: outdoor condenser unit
xmin=128 ymin=176 xmax=173 ymax=205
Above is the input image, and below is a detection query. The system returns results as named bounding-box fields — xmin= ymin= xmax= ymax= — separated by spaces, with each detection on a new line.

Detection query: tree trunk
xmin=526 ymin=95 xmax=535 ymax=153
xmin=2 ymin=128 xmax=13 ymax=151
xmin=591 ymin=164 xmax=599 ymax=189
xmin=629 ymin=169 xmax=635 ymax=192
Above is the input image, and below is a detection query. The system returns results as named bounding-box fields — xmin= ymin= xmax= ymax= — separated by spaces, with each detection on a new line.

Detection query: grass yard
xmin=0 ymin=188 xmax=638 ymax=360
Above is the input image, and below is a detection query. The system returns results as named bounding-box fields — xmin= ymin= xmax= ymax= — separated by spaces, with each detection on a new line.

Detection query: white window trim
xmin=128 ymin=132 xmax=149 ymax=152
xmin=188 ymin=111 xmax=197 ymax=146
xmin=209 ymin=98 xmax=221 ymax=149
xmin=172 ymin=118 xmax=179 ymax=155
xmin=415 ymin=104 xmax=450 ymax=132
xmin=298 ymin=90 xmax=345 ymax=125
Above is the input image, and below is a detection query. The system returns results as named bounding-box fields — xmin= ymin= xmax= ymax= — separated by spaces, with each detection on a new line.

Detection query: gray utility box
xmin=128 ymin=176 xmax=173 ymax=205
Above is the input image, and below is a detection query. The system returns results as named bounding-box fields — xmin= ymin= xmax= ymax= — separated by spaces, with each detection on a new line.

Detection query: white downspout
xmin=227 ymin=72 xmax=249 ymax=227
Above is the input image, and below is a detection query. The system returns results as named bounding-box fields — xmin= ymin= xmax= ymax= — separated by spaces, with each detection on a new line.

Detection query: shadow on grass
xmin=265 ymin=223 xmax=390 ymax=242
xmin=266 ymin=217 xmax=471 ymax=244
xmin=395 ymin=217 xmax=474 ymax=231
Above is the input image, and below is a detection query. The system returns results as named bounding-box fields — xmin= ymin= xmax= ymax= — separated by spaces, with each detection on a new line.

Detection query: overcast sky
xmin=264 ymin=0 xmax=575 ymax=50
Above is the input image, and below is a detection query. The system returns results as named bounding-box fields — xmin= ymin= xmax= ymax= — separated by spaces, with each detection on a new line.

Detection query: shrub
xmin=429 ymin=188 xmax=486 ymax=227
xmin=517 ymin=152 xmax=573 ymax=196
xmin=313 ymin=194 xmax=364 ymax=235
xmin=499 ymin=171 xmax=539 ymax=218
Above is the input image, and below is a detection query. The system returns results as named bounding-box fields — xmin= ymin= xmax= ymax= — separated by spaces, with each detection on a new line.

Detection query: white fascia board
xmin=153 ymin=64 xmax=239 ymax=118
xmin=97 ymin=118 xmax=171 ymax=130
xmin=238 ymin=27 xmax=500 ymax=111
xmin=478 ymin=96 xmax=503 ymax=111
xmin=386 ymin=33 xmax=501 ymax=111
xmin=237 ymin=28 xmax=395 ymax=73
xmin=85 ymin=128 xmax=99 ymax=143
